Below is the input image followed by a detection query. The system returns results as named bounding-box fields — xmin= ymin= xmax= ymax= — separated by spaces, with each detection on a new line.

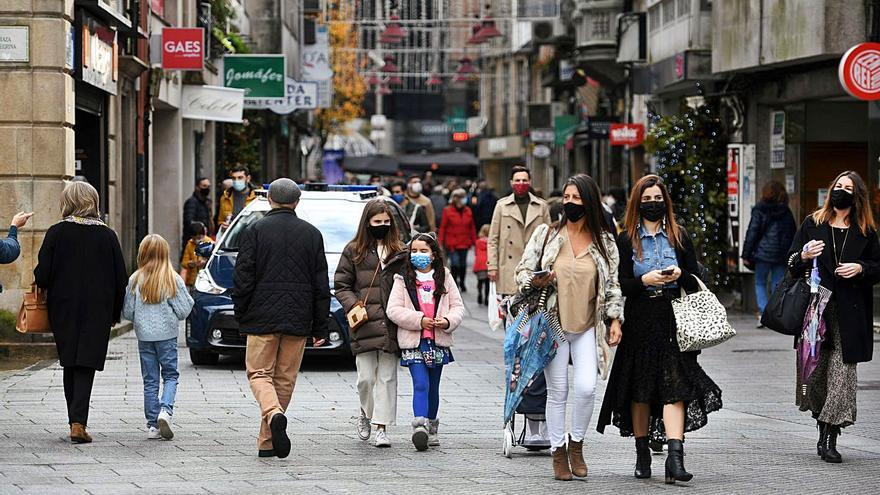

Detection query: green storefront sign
xmin=554 ymin=115 xmax=579 ymax=145
xmin=223 ymin=55 xmax=286 ymax=98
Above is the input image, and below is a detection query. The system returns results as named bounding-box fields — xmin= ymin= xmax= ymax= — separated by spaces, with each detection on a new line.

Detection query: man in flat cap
xmin=233 ymin=178 xmax=330 ymax=459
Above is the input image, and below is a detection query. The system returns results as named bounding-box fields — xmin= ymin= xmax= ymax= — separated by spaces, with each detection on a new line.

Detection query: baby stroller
xmin=502 ymin=373 xmax=550 ymax=457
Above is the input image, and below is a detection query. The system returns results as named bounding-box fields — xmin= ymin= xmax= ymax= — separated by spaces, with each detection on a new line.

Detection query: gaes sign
xmin=223 ymin=55 xmax=286 ymax=99
xmin=609 ymin=123 xmax=644 ymax=146
xmin=839 ymin=42 xmax=880 ymax=100
xmin=162 ymin=27 xmax=203 ymax=71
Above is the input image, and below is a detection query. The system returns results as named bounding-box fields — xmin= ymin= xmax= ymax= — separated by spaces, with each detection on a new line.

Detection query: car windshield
xmin=220 ymin=199 xmax=365 ymax=253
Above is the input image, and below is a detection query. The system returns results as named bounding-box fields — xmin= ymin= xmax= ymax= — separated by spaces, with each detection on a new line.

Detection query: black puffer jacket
xmin=742 ymin=201 xmax=796 ymax=264
xmin=232 ymin=208 xmax=330 ymax=339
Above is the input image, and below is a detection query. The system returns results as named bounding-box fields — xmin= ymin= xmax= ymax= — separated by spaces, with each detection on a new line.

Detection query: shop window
xmin=678 ymin=0 xmax=691 ymax=17
xmin=648 ymin=5 xmax=660 ymax=32
xmin=591 ymin=11 xmax=611 ymax=40
xmin=663 ymin=0 xmax=676 ymax=25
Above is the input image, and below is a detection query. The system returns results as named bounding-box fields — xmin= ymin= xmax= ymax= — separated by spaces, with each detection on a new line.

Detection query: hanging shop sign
xmin=554 ymin=115 xmax=579 ymax=145
xmin=223 ymin=54 xmax=286 ymax=99
xmin=181 ymin=85 xmax=245 ymax=123
xmin=770 ymin=110 xmax=785 ymax=169
xmin=151 ymin=0 xmax=165 ymax=17
xmin=609 ymin=123 xmax=645 ymax=146
xmin=244 ymin=77 xmax=318 ymax=113
xmin=530 ymin=128 xmax=555 ymax=143
xmin=302 ymin=25 xmax=333 ymax=108
xmin=77 ymin=12 xmax=118 ymax=95
xmin=727 ymin=144 xmax=756 ymax=273
xmin=162 ymin=27 xmax=204 ymax=71
xmin=533 ymin=144 xmax=552 ymax=159
xmin=0 ymin=26 xmax=28 ymax=62
xmin=838 ymin=42 xmax=880 ymax=101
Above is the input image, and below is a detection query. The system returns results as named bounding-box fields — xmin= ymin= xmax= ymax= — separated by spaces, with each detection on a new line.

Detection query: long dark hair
xmin=559 ymin=174 xmax=611 ymax=264
xmin=403 ymin=232 xmax=447 ymax=303
xmin=812 ymin=170 xmax=876 ymax=235
xmin=624 ymin=174 xmax=683 ymax=260
xmin=761 ymin=180 xmax=788 ymax=204
xmin=350 ymin=199 xmax=404 ymax=265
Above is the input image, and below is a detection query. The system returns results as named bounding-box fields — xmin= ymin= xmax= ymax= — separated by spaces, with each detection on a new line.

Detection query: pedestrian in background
xmin=0 ymin=211 xmax=34 ymax=292
xmin=439 ymin=188 xmax=477 ymax=292
xmin=123 ymin=234 xmax=193 ymax=441
xmin=233 ymin=178 xmax=330 ymax=459
xmin=179 ymin=222 xmax=212 ymax=289
xmin=742 ymin=180 xmax=796 ymax=326
xmin=515 ymin=174 xmax=623 ymax=481
xmin=218 ymin=165 xmax=257 ymax=230
xmin=429 ymin=184 xmax=447 ymax=228
xmin=473 ymin=224 xmax=490 ymax=305
xmin=34 ymin=181 xmax=128 ymax=444
xmin=597 ymin=174 xmax=722 ymax=484
xmin=391 ymin=182 xmax=432 ymax=233
xmin=473 ymin=181 xmax=498 ymax=233
xmin=788 ymin=170 xmax=880 ymax=464
xmin=386 ymin=233 xmax=464 ymax=452
xmin=182 ymin=177 xmax=214 ymax=251
xmin=404 ymin=175 xmax=437 ymax=232
xmin=335 ymin=199 xmax=406 ymax=448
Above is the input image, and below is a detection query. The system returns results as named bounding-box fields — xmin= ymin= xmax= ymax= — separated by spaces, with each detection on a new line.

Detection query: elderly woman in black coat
xmin=34 ymin=181 xmax=128 ymax=444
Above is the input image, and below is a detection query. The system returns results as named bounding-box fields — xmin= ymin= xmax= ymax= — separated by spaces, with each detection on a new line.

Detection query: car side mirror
xmin=195 ymin=241 xmax=214 ymax=258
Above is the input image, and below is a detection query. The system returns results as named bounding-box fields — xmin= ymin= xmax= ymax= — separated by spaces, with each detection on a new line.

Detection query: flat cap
xmin=268 ymin=178 xmax=301 ymax=204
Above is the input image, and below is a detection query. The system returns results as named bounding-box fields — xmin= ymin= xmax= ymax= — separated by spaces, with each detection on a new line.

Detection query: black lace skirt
xmin=597 ymin=295 xmax=722 ymax=442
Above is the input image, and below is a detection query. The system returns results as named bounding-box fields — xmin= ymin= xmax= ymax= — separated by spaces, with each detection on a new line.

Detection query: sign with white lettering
xmin=223 ymin=55 xmax=286 ymax=99
xmin=77 ymin=13 xmax=117 ymax=95
xmin=770 ymin=111 xmax=785 ymax=169
xmin=181 ymin=85 xmax=245 ymax=123
xmin=609 ymin=123 xmax=645 ymax=146
xmin=302 ymin=25 xmax=333 ymax=107
xmin=839 ymin=42 xmax=880 ymax=101
xmin=244 ymin=77 xmax=318 ymax=113
xmin=162 ymin=27 xmax=204 ymax=71
xmin=0 ymin=26 xmax=28 ymax=62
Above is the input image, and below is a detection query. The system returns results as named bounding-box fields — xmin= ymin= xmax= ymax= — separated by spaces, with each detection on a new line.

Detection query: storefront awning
xmin=398 ymin=151 xmax=479 ymax=175
xmin=343 ymin=154 xmax=399 ymax=175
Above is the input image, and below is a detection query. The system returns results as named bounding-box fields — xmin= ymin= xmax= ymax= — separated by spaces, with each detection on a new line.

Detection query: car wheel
xmin=189 ymin=348 xmax=219 ymax=366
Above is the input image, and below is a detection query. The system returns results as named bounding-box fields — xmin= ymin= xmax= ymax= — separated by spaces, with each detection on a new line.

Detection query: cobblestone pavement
xmin=1 ymin=288 xmax=878 ymax=495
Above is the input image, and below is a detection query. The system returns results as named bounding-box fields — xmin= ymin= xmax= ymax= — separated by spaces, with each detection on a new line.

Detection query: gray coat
xmin=123 ymin=273 xmax=194 ymax=342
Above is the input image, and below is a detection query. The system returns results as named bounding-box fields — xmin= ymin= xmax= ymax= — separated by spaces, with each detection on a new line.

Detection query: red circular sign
xmin=839 ymin=42 xmax=880 ymax=100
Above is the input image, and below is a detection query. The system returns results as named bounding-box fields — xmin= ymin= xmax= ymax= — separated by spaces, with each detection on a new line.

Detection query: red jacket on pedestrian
xmin=439 ymin=205 xmax=477 ymax=251
xmin=473 ymin=237 xmax=488 ymax=273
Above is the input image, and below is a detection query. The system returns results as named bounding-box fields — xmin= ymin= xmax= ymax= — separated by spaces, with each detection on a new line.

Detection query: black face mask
xmin=830 ymin=188 xmax=854 ymax=210
xmin=197 ymin=187 xmax=210 ymax=198
xmin=368 ymin=224 xmax=391 ymax=240
xmin=564 ymin=202 xmax=586 ymax=222
xmin=640 ymin=201 xmax=666 ymax=222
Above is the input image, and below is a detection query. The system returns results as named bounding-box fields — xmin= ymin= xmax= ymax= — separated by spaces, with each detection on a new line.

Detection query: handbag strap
xmin=359 ymin=259 xmax=382 ymax=305
xmin=536 ymin=226 xmax=554 ymax=271
xmin=678 ymin=274 xmax=708 ymax=298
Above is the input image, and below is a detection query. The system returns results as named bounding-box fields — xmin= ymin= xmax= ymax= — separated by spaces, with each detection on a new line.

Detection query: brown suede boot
xmin=568 ymin=437 xmax=588 ymax=477
xmin=552 ymin=444 xmax=573 ymax=481
xmin=70 ymin=423 xmax=92 ymax=444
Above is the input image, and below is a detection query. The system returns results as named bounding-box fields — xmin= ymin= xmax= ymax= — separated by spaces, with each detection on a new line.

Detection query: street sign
xmin=770 ymin=111 xmax=785 ymax=169
xmin=609 ymin=123 xmax=644 ymax=146
xmin=530 ymin=128 xmax=554 ymax=143
xmin=161 ymin=28 xmax=204 ymax=71
xmin=244 ymin=77 xmax=317 ymax=113
xmin=839 ymin=42 xmax=880 ymax=100
xmin=533 ymin=144 xmax=551 ymax=159
xmin=0 ymin=26 xmax=28 ymax=62
xmin=223 ymin=54 xmax=286 ymax=99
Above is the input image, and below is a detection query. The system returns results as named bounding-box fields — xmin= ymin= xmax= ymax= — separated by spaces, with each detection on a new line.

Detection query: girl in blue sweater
xmin=123 ymin=234 xmax=194 ymax=440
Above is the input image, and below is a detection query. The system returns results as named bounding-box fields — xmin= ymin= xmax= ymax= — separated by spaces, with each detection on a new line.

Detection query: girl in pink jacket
xmin=386 ymin=233 xmax=465 ymax=452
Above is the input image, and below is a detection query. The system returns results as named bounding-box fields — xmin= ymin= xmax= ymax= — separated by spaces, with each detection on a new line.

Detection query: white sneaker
xmin=357 ymin=409 xmax=371 ymax=441
xmin=157 ymin=410 xmax=174 ymax=440
xmin=147 ymin=426 xmax=161 ymax=440
xmin=374 ymin=429 xmax=391 ymax=448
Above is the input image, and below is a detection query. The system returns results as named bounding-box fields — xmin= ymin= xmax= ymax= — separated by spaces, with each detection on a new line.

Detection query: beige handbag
xmin=346 ymin=263 xmax=381 ymax=331
xmin=16 ymin=283 xmax=51 ymax=333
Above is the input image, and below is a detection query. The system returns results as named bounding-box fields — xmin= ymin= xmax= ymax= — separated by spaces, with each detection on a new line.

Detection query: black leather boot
xmin=634 ymin=437 xmax=651 ymax=479
xmin=816 ymin=421 xmax=826 ymax=457
xmin=822 ymin=425 xmax=842 ymax=463
xmin=664 ymin=439 xmax=693 ymax=484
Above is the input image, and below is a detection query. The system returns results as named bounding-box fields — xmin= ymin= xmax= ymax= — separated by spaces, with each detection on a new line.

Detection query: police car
xmin=186 ymin=184 xmax=410 ymax=365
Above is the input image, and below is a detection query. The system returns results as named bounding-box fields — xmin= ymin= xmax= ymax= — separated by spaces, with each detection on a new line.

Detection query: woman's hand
xmin=420 ymin=317 xmax=435 ymax=331
xmin=835 ymin=263 xmax=862 ymax=279
xmin=801 ymin=240 xmax=825 ymax=261
xmin=666 ymin=266 xmax=682 ymax=282
xmin=433 ymin=318 xmax=449 ymax=330
xmin=640 ymin=270 xmax=668 ymax=287
xmin=531 ymin=271 xmax=556 ymax=288
xmin=608 ymin=320 xmax=622 ymax=347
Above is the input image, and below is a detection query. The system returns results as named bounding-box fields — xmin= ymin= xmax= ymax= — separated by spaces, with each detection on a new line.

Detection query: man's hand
xmin=608 ymin=319 xmax=622 ymax=347
xmin=11 ymin=212 xmax=33 ymax=229
xmin=488 ymin=269 xmax=497 ymax=282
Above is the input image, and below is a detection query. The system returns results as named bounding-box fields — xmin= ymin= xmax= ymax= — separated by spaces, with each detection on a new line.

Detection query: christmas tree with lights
xmin=645 ymin=97 xmax=730 ymax=289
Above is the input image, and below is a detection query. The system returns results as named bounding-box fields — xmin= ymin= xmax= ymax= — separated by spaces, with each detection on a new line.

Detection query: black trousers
xmin=63 ymin=366 xmax=96 ymax=426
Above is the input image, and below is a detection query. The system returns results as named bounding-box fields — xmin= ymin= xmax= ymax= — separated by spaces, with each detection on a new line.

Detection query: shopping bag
xmin=488 ymin=282 xmax=504 ymax=332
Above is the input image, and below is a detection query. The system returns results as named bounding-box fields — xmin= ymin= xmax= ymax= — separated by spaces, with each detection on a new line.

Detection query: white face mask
xmin=409 ymin=183 xmax=423 ymax=195
xmin=232 ymin=180 xmax=247 ymax=192
xmin=603 ymin=195 xmax=616 ymax=207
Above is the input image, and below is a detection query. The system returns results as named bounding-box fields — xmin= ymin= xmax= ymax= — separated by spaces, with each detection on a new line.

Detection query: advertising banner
xmin=162 ymin=27 xmax=204 ymax=71
xmin=244 ymin=77 xmax=318 ymax=113
xmin=609 ymin=123 xmax=645 ymax=146
xmin=223 ymin=55 xmax=286 ymax=99
xmin=181 ymin=85 xmax=245 ymax=123
xmin=302 ymin=25 xmax=333 ymax=108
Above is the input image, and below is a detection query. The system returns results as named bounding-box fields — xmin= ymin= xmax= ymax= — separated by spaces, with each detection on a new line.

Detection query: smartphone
xmin=533 ymin=269 xmax=551 ymax=278
xmin=661 ymin=268 xmax=675 ymax=276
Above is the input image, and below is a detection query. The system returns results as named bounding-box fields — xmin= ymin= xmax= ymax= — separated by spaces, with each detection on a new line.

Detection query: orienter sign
xmin=839 ymin=42 xmax=880 ymax=100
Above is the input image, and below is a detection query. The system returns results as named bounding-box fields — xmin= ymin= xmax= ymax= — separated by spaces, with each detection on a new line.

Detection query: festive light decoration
xmin=386 ymin=75 xmax=403 ymax=85
xmin=474 ymin=19 xmax=502 ymax=40
xmin=426 ymin=73 xmax=443 ymax=86
xmin=377 ymin=84 xmax=392 ymax=95
xmin=380 ymin=15 xmax=408 ymax=40
xmin=456 ymin=57 xmax=477 ymax=74
xmin=467 ymin=23 xmax=486 ymax=44
xmin=381 ymin=56 xmax=399 ymax=73
xmin=644 ymin=93 xmax=730 ymax=289
xmin=366 ymin=74 xmax=380 ymax=86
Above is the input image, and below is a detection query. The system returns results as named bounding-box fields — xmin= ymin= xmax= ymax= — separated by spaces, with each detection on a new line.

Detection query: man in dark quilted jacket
xmin=233 ymin=178 xmax=330 ymax=459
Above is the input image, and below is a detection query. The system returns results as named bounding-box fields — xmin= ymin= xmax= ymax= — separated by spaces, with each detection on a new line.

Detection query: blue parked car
xmin=186 ymin=185 xmax=411 ymax=365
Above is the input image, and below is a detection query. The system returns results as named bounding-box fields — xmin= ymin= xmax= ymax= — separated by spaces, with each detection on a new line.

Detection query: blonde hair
xmin=478 ymin=224 xmax=490 ymax=238
xmin=61 ymin=181 xmax=101 ymax=219
xmin=133 ymin=234 xmax=178 ymax=304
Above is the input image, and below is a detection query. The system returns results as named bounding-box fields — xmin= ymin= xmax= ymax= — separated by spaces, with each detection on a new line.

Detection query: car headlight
xmin=195 ymin=270 xmax=226 ymax=295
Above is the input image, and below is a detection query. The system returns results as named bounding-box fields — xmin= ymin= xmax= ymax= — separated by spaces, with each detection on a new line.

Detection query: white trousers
xmin=543 ymin=329 xmax=598 ymax=449
xmin=355 ymin=350 xmax=399 ymax=426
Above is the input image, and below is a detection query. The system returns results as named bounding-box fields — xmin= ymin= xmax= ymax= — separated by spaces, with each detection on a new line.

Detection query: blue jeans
xmin=755 ymin=261 xmax=787 ymax=314
xmin=408 ymin=363 xmax=443 ymax=419
xmin=138 ymin=338 xmax=179 ymax=428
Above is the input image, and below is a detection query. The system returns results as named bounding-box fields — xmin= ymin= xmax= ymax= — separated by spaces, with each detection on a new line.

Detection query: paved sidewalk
xmin=0 ymin=288 xmax=878 ymax=495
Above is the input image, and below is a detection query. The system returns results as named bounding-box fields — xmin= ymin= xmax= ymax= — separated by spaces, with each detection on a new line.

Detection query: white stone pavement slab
xmin=0 ymin=288 xmax=878 ymax=495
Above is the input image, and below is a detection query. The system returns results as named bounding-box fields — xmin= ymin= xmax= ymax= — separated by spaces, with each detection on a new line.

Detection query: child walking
xmin=386 ymin=233 xmax=465 ymax=451
xmin=473 ymin=224 xmax=490 ymax=305
xmin=179 ymin=221 xmax=213 ymax=289
xmin=123 ymin=234 xmax=194 ymax=440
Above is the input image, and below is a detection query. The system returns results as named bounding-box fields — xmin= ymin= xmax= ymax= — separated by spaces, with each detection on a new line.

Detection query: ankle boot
xmin=70 ymin=423 xmax=92 ymax=444
xmin=411 ymin=417 xmax=429 ymax=452
xmin=822 ymin=424 xmax=842 ymax=463
xmin=816 ymin=421 xmax=826 ymax=457
xmin=634 ymin=436 xmax=652 ymax=479
xmin=552 ymin=444 xmax=573 ymax=481
xmin=664 ymin=439 xmax=693 ymax=484
xmin=567 ymin=436 xmax=588 ymax=477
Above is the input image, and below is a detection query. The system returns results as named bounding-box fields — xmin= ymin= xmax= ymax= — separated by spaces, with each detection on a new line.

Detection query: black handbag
xmin=760 ymin=275 xmax=811 ymax=336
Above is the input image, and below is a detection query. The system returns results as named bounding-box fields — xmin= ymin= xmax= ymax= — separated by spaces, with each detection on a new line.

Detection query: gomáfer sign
xmin=223 ymin=55 xmax=286 ymax=99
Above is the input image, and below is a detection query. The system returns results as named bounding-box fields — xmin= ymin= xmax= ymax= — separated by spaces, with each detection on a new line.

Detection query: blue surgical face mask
xmin=391 ymin=193 xmax=405 ymax=204
xmin=410 ymin=253 xmax=432 ymax=270
xmin=232 ymin=179 xmax=246 ymax=192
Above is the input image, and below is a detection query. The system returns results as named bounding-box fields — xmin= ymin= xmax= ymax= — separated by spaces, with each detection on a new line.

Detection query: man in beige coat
xmin=488 ymin=166 xmax=551 ymax=296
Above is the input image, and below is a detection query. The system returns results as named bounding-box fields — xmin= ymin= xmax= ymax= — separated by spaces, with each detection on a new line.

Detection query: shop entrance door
xmin=803 ymin=143 xmax=868 ymax=212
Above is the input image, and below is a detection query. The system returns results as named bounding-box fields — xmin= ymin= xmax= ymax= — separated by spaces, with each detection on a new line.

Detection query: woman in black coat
xmin=34 ymin=181 xmax=128 ymax=444
xmin=788 ymin=171 xmax=880 ymax=464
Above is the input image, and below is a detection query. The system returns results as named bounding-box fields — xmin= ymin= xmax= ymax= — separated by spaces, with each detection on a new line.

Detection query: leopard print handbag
xmin=672 ymin=275 xmax=736 ymax=352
